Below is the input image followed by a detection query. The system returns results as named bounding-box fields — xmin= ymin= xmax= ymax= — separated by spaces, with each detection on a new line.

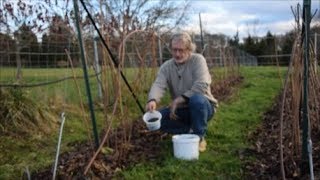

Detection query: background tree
xmin=0 ymin=0 xmax=54 ymax=80
xmin=0 ymin=33 xmax=16 ymax=66
xmin=14 ymin=23 xmax=39 ymax=67
xmin=13 ymin=23 xmax=39 ymax=79
xmin=240 ymin=35 xmax=256 ymax=55
xmin=258 ymin=31 xmax=276 ymax=65
xmin=41 ymin=33 xmax=50 ymax=67
xmin=228 ymin=30 xmax=240 ymax=47
xmin=96 ymin=0 xmax=190 ymax=42
xmin=263 ymin=31 xmax=276 ymax=55
xmin=72 ymin=0 xmax=193 ymax=69
xmin=1 ymin=0 xmax=191 ymax=68
xmin=44 ymin=15 xmax=76 ymax=67
xmin=240 ymin=31 xmax=278 ymax=65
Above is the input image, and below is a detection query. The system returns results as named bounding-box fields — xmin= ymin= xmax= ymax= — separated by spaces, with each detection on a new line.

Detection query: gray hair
xmin=169 ymin=32 xmax=196 ymax=52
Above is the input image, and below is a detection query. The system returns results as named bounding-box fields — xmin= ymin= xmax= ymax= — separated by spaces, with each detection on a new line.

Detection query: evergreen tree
xmin=258 ymin=31 xmax=275 ymax=65
xmin=264 ymin=31 xmax=275 ymax=55
xmin=241 ymin=35 xmax=256 ymax=55
xmin=228 ymin=31 xmax=240 ymax=47
xmin=45 ymin=15 xmax=75 ymax=67
xmin=0 ymin=33 xmax=16 ymax=66
xmin=14 ymin=23 xmax=39 ymax=67
xmin=41 ymin=33 xmax=50 ymax=67
xmin=13 ymin=23 xmax=39 ymax=79
xmin=281 ymin=31 xmax=295 ymax=65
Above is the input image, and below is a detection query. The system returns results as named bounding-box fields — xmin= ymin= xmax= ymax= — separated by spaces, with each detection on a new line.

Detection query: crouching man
xmin=146 ymin=32 xmax=218 ymax=152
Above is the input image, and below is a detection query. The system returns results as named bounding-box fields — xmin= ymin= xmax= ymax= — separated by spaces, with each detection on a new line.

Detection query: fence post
xmin=315 ymin=33 xmax=317 ymax=73
xmin=301 ymin=0 xmax=311 ymax=176
xmin=93 ymin=31 xmax=103 ymax=99
xmin=157 ymin=31 xmax=163 ymax=65
xmin=73 ymin=0 xmax=99 ymax=148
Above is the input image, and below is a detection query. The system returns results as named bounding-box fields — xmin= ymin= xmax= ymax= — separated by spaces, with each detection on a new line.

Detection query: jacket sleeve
xmin=183 ymin=55 xmax=211 ymax=98
xmin=148 ymin=65 xmax=168 ymax=102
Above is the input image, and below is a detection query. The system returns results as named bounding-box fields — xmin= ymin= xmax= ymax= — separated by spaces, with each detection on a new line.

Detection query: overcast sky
xmin=185 ymin=0 xmax=320 ymax=40
xmin=2 ymin=0 xmax=319 ymax=42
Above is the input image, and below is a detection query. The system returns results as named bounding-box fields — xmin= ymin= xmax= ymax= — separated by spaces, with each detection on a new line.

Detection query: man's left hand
xmin=169 ymin=96 xmax=185 ymax=120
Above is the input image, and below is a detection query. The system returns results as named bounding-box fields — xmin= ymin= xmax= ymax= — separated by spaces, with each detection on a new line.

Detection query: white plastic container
xmin=142 ymin=111 xmax=162 ymax=131
xmin=172 ymin=134 xmax=200 ymax=160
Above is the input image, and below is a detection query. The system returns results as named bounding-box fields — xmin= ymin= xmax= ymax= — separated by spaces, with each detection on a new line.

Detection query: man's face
xmin=171 ymin=39 xmax=190 ymax=64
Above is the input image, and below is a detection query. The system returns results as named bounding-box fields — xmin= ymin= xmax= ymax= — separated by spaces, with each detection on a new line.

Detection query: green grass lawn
xmin=0 ymin=66 xmax=285 ymax=179
xmin=118 ymin=66 xmax=285 ymax=179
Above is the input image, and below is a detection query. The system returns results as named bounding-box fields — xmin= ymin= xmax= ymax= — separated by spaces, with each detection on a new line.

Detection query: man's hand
xmin=169 ymin=100 xmax=178 ymax=120
xmin=146 ymin=100 xmax=157 ymax=112
xmin=169 ymin=96 xmax=186 ymax=120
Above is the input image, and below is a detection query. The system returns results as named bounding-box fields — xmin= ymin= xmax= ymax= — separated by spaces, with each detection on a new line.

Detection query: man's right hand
xmin=146 ymin=100 xmax=157 ymax=112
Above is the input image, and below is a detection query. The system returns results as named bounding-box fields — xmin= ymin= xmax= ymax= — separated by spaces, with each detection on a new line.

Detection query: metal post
xmin=302 ymin=0 xmax=311 ymax=175
xmin=93 ymin=32 xmax=103 ymax=99
xmin=315 ymin=33 xmax=317 ymax=73
xmin=73 ymin=0 xmax=99 ymax=148
xmin=199 ymin=13 xmax=204 ymax=52
xmin=158 ymin=31 xmax=163 ymax=65
xmin=219 ymin=47 xmax=223 ymax=67
xmin=52 ymin=113 xmax=66 ymax=180
xmin=308 ymin=139 xmax=315 ymax=180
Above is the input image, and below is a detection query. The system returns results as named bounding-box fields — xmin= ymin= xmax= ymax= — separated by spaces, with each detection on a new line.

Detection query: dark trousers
xmin=159 ymin=94 xmax=214 ymax=138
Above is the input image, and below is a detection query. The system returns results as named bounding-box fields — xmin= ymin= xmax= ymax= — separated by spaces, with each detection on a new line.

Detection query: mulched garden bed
xmin=244 ymin=91 xmax=320 ymax=179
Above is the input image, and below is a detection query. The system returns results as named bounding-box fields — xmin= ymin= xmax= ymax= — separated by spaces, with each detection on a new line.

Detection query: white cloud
xmin=264 ymin=20 xmax=297 ymax=35
xmin=184 ymin=0 xmax=320 ymax=40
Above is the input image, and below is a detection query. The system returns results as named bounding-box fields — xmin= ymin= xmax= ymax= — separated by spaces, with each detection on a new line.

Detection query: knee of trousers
xmin=188 ymin=94 xmax=208 ymax=107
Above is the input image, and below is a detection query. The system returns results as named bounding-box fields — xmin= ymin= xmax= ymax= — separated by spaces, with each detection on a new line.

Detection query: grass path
xmin=119 ymin=66 xmax=285 ymax=179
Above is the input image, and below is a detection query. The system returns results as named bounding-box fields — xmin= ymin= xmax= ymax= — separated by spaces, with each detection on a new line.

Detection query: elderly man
xmin=146 ymin=32 xmax=217 ymax=152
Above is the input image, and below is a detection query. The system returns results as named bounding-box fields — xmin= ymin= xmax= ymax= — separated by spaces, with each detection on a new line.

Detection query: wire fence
xmin=1 ymin=30 xmax=302 ymax=114
xmin=4 ymin=30 xmax=320 ymax=95
xmin=0 ymin=32 xmax=256 ymax=85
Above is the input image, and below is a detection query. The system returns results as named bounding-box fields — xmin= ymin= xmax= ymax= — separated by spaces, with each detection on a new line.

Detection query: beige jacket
xmin=148 ymin=53 xmax=218 ymax=107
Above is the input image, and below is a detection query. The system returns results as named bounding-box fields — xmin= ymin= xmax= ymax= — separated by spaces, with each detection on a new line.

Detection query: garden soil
xmin=244 ymin=91 xmax=320 ymax=179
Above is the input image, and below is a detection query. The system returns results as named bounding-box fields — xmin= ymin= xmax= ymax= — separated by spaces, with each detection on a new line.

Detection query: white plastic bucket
xmin=142 ymin=111 xmax=162 ymax=131
xmin=172 ymin=134 xmax=200 ymax=160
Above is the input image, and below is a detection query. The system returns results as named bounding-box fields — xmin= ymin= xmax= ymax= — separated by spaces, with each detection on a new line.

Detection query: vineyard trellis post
xmin=302 ymin=0 xmax=312 ymax=177
xmin=314 ymin=32 xmax=317 ymax=73
xmin=73 ymin=0 xmax=100 ymax=148
xmin=199 ymin=13 xmax=204 ymax=52
xmin=158 ymin=31 xmax=163 ymax=64
xmin=93 ymin=31 xmax=103 ymax=99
